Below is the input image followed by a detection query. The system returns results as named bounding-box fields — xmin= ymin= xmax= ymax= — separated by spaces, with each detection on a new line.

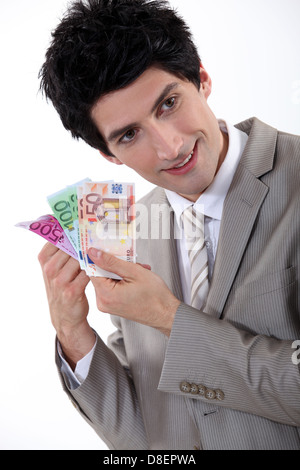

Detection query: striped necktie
xmin=181 ymin=205 xmax=209 ymax=309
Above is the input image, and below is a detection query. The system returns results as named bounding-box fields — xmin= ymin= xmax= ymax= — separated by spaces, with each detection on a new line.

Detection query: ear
xmin=99 ymin=150 xmax=124 ymax=166
xmin=199 ymin=64 xmax=212 ymax=100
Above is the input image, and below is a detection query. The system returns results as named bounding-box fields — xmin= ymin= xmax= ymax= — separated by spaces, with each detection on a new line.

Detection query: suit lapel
xmin=146 ymin=188 xmax=184 ymax=302
xmin=204 ymin=166 xmax=269 ymax=316
xmin=204 ymin=118 xmax=278 ymax=317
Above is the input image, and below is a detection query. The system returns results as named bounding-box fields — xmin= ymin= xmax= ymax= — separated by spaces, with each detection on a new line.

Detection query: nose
xmin=150 ymin=124 xmax=184 ymax=161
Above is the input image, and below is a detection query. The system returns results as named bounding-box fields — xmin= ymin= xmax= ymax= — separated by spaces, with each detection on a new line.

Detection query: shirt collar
xmin=165 ymin=119 xmax=248 ymax=226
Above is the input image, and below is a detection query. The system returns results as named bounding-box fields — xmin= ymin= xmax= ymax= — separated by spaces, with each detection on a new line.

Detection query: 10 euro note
xmin=79 ymin=181 xmax=136 ymax=279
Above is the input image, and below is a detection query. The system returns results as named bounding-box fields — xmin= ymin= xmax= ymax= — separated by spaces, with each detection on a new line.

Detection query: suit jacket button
xmin=198 ymin=384 xmax=207 ymax=396
xmin=190 ymin=383 xmax=199 ymax=394
xmin=205 ymin=388 xmax=216 ymax=400
xmin=215 ymin=389 xmax=225 ymax=401
xmin=180 ymin=381 xmax=191 ymax=393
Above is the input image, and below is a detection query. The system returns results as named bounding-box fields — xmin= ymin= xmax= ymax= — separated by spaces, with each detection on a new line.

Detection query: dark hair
xmin=39 ymin=0 xmax=201 ymax=155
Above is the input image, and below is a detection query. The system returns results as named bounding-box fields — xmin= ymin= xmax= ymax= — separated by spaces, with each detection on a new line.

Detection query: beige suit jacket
xmin=56 ymin=117 xmax=300 ymax=450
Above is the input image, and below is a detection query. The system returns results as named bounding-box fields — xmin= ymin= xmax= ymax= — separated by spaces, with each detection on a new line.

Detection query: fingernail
xmin=89 ymin=248 xmax=101 ymax=259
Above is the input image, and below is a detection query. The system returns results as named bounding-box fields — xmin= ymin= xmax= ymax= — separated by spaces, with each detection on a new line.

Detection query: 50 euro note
xmin=15 ymin=215 xmax=78 ymax=259
xmin=78 ymin=181 xmax=136 ymax=279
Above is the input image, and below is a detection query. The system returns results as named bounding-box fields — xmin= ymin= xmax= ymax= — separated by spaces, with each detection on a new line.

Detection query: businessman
xmin=38 ymin=0 xmax=300 ymax=449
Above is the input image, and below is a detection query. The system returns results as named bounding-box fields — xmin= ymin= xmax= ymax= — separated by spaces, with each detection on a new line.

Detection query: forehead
xmin=90 ymin=67 xmax=185 ymax=139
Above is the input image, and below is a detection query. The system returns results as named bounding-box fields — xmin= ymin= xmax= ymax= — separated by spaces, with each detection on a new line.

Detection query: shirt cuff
xmin=57 ymin=338 xmax=97 ymax=390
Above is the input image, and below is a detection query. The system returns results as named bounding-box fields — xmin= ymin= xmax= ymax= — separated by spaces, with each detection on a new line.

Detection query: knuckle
xmin=95 ymin=292 xmax=108 ymax=312
xmin=37 ymin=251 xmax=44 ymax=265
xmin=43 ymin=261 xmax=55 ymax=279
xmin=52 ymin=274 xmax=66 ymax=290
xmin=95 ymin=292 xmax=104 ymax=310
xmin=98 ymin=292 xmax=117 ymax=313
xmin=92 ymin=279 xmax=114 ymax=312
xmin=38 ymin=245 xmax=48 ymax=265
xmin=38 ymin=242 xmax=55 ymax=266
xmin=62 ymin=285 xmax=75 ymax=302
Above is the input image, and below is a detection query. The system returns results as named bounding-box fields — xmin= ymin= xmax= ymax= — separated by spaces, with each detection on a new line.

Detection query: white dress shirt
xmin=59 ymin=119 xmax=249 ymax=389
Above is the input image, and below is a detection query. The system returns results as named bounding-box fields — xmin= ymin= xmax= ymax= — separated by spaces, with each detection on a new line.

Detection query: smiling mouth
xmin=162 ymin=142 xmax=198 ymax=175
xmin=173 ymin=151 xmax=194 ymax=169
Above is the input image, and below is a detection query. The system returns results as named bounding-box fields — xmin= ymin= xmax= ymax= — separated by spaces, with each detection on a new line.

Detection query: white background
xmin=1 ymin=0 xmax=299 ymax=450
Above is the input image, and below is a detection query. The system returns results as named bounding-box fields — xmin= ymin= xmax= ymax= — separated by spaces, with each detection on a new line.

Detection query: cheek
xmin=174 ymin=104 xmax=207 ymax=138
xmin=114 ymin=148 xmax=156 ymax=174
xmin=174 ymin=111 xmax=195 ymax=134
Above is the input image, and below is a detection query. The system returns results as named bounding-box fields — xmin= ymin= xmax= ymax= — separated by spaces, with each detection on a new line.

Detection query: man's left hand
xmin=88 ymin=248 xmax=180 ymax=336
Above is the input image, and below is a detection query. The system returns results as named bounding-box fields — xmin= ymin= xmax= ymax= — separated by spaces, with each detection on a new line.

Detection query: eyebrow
xmin=107 ymin=82 xmax=179 ymax=143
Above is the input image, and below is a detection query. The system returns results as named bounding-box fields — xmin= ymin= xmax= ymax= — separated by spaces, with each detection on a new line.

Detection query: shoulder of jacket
xmin=137 ymin=186 xmax=167 ymax=206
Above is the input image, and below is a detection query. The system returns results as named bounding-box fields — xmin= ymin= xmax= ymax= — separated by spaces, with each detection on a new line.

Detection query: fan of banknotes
xmin=16 ymin=178 xmax=136 ymax=278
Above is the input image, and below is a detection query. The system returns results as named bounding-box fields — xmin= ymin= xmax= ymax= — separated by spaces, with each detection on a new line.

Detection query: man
xmin=38 ymin=0 xmax=300 ymax=449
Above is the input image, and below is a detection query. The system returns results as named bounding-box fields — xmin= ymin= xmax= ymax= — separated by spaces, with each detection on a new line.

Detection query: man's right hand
xmin=38 ymin=242 xmax=95 ymax=370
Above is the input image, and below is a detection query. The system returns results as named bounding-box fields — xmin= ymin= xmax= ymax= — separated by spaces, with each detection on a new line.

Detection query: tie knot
xmin=181 ymin=205 xmax=204 ymax=240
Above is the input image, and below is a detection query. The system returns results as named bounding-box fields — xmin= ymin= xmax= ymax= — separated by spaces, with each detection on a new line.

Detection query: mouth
xmin=173 ymin=151 xmax=194 ymax=169
xmin=163 ymin=145 xmax=197 ymax=175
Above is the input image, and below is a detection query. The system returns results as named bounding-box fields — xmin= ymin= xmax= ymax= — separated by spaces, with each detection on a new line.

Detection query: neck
xmin=216 ymin=130 xmax=229 ymax=174
xmin=178 ymin=129 xmax=230 ymax=203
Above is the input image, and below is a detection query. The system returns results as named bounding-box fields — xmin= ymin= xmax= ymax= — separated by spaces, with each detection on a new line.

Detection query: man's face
xmin=91 ymin=66 xmax=228 ymax=201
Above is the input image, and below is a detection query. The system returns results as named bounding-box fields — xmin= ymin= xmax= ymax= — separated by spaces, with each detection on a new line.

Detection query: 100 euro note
xmin=47 ymin=178 xmax=91 ymax=269
xmin=78 ymin=181 xmax=136 ymax=279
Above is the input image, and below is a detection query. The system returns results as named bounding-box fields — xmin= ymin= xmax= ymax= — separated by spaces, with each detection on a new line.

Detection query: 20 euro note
xmin=15 ymin=215 xmax=78 ymax=259
xmin=78 ymin=181 xmax=136 ymax=279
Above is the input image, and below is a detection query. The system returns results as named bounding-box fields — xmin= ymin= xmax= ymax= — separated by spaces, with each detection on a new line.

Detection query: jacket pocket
xmin=239 ymin=266 xmax=296 ymax=299
xmin=225 ymin=266 xmax=299 ymax=338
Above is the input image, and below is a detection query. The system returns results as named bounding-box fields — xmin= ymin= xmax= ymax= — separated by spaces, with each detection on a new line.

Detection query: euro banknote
xmin=78 ymin=181 xmax=136 ymax=278
xmin=16 ymin=179 xmax=136 ymax=278
xmin=47 ymin=178 xmax=91 ymax=269
xmin=15 ymin=215 xmax=78 ymax=259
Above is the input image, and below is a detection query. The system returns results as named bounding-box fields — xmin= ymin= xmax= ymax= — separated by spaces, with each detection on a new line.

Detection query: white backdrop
xmin=1 ymin=0 xmax=299 ymax=450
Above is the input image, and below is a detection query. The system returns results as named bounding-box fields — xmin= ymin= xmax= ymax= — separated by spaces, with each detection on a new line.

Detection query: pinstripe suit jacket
xmin=57 ymin=117 xmax=300 ymax=450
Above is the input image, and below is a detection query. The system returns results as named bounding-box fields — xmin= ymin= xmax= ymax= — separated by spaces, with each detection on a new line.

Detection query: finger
xmin=38 ymin=242 xmax=71 ymax=271
xmin=72 ymin=269 xmax=90 ymax=290
xmin=53 ymin=256 xmax=83 ymax=284
xmin=137 ymin=263 xmax=152 ymax=271
xmin=41 ymin=247 xmax=76 ymax=280
xmin=88 ymin=248 xmax=138 ymax=279
xmin=38 ymin=242 xmax=59 ymax=265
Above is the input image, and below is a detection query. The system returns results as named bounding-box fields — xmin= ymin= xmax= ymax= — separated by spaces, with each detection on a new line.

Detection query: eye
xmin=162 ymin=97 xmax=176 ymax=110
xmin=158 ymin=96 xmax=177 ymax=116
xmin=120 ymin=129 xmax=136 ymax=143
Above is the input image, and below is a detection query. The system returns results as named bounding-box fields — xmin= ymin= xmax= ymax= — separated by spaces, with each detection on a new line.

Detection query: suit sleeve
xmin=55 ymin=318 xmax=148 ymax=450
xmin=158 ymin=302 xmax=300 ymax=427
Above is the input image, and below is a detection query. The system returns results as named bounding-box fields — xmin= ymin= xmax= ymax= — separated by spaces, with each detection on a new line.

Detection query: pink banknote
xmin=16 ymin=215 xmax=78 ymax=259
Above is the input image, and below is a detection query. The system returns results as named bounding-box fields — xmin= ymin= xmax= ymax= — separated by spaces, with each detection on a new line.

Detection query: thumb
xmin=88 ymin=247 xmax=136 ymax=279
